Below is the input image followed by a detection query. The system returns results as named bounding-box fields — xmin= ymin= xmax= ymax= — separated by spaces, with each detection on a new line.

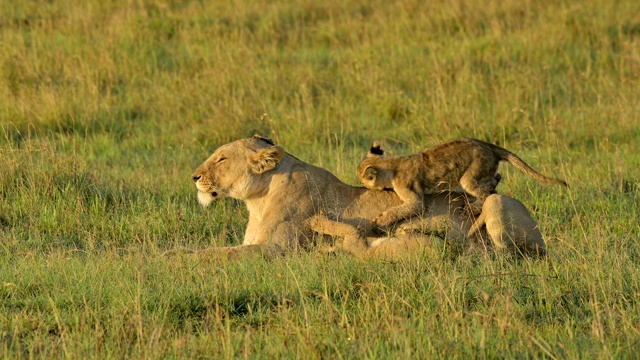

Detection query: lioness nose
xmin=192 ymin=175 xmax=201 ymax=182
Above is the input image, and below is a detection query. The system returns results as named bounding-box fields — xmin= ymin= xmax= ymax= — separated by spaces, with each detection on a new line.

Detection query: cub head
xmin=191 ymin=135 xmax=285 ymax=206
xmin=356 ymin=141 xmax=387 ymax=190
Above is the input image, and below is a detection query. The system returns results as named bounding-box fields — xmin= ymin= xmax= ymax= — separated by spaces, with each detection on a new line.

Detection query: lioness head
xmin=191 ymin=135 xmax=285 ymax=206
xmin=356 ymin=141 xmax=388 ymax=190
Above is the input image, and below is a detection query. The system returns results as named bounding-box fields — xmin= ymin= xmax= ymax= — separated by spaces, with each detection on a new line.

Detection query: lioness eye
xmin=217 ymin=157 xmax=226 ymax=163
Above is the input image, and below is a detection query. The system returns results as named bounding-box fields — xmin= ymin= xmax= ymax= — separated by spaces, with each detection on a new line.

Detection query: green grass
xmin=1 ymin=0 xmax=640 ymax=358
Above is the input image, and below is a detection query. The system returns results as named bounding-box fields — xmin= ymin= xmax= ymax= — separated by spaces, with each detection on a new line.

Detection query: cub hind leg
xmin=459 ymin=163 xmax=501 ymax=212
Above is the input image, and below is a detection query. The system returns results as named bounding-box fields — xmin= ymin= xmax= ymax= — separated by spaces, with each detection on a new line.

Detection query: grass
xmin=1 ymin=0 xmax=640 ymax=358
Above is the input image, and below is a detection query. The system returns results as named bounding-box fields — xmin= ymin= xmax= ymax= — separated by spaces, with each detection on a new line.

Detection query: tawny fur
xmin=467 ymin=194 xmax=547 ymax=258
xmin=357 ymin=138 xmax=567 ymax=227
xmin=185 ymin=136 xmax=482 ymax=259
xmin=181 ymin=136 xmax=549 ymax=261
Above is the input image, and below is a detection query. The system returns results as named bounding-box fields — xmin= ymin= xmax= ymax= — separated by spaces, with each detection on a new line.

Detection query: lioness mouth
xmin=211 ymin=191 xmax=218 ymax=197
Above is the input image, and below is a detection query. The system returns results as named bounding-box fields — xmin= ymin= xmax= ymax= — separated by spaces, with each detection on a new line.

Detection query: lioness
xmin=187 ymin=135 xmax=547 ymax=260
xmin=189 ymin=135 xmax=477 ymax=258
xmin=357 ymin=138 xmax=567 ymax=227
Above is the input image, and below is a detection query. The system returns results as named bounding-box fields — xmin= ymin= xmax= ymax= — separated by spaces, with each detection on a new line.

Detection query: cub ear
xmin=363 ymin=166 xmax=378 ymax=180
xmin=251 ymin=145 xmax=285 ymax=174
xmin=368 ymin=141 xmax=384 ymax=157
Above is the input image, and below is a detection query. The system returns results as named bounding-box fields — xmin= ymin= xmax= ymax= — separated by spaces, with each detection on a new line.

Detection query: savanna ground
xmin=1 ymin=0 xmax=639 ymax=358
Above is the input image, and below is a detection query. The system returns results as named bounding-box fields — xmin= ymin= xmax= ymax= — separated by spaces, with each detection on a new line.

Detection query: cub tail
xmin=487 ymin=143 xmax=568 ymax=187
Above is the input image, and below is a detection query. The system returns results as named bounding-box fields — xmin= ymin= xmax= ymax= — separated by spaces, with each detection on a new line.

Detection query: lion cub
xmin=357 ymin=138 xmax=567 ymax=227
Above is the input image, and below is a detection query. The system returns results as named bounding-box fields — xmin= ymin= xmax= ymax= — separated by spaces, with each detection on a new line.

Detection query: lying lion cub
xmin=467 ymin=194 xmax=547 ymax=258
xmin=357 ymin=138 xmax=567 ymax=227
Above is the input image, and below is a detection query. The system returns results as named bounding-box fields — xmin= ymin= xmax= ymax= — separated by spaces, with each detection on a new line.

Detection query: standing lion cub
xmin=357 ymin=138 xmax=567 ymax=227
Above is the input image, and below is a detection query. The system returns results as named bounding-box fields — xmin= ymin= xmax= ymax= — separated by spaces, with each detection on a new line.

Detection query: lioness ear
xmin=368 ymin=141 xmax=384 ymax=157
xmin=252 ymin=134 xmax=275 ymax=146
xmin=251 ymin=145 xmax=285 ymax=174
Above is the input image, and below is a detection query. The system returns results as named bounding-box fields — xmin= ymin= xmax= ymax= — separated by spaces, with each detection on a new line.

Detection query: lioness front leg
xmin=374 ymin=188 xmax=424 ymax=227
